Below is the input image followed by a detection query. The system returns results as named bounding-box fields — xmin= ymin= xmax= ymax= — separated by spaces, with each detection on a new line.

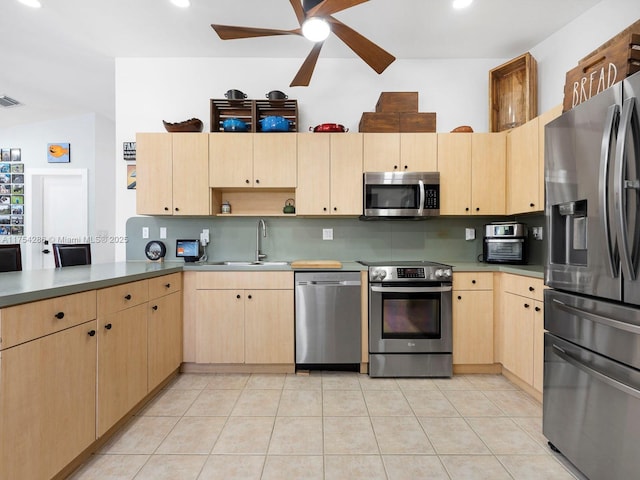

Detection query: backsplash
xmin=126 ymin=214 xmax=546 ymax=265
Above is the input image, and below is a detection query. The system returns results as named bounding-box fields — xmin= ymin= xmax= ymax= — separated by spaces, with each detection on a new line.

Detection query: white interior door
xmin=25 ymin=169 xmax=88 ymax=269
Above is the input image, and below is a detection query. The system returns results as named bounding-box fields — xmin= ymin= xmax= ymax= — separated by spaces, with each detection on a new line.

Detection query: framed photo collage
xmin=0 ymin=148 xmax=24 ymax=235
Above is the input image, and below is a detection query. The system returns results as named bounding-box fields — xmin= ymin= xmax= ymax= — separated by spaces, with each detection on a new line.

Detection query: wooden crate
xmin=399 ymin=112 xmax=436 ymax=132
xmin=254 ymin=99 xmax=298 ymax=132
xmin=563 ymin=20 xmax=640 ymax=112
xmin=375 ymin=92 xmax=419 ymax=113
xmin=358 ymin=112 xmax=400 ymax=132
xmin=210 ymin=99 xmax=255 ymax=132
xmin=489 ymin=52 xmax=538 ymax=132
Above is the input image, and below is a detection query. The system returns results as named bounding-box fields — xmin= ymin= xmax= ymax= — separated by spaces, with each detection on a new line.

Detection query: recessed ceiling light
xmin=302 ymin=17 xmax=330 ymax=42
xmin=452 ymin=0 xmax=473 ymax=9
xmin=170 ymin=0 xmax=190 ymax=7
xmin=17 ymin=0 xmax=42 ymax=8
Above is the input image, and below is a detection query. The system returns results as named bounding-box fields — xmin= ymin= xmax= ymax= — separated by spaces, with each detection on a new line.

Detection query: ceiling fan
xmin=211 ymin=0 xmax=396 ymax=87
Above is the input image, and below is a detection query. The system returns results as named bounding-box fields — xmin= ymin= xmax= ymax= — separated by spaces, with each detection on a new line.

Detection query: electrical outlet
xmin=142 ymin=227 xmax=149 ymax=239
xmin=323 ymin=228 xmax=333 ymax=240
xmin=465 ymin=228 xmax=475 ymax=241
xmin=532 ymin=226 xmax=544 ymax=240
xmin=159 ymin=227 xmax=167 ymax=239
xmin=202 ymin=228 xmax=210 ymax=244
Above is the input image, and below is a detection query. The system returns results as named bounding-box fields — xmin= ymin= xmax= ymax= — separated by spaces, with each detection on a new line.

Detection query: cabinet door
xmin=453 ymin=290 xmax=494 ymax=364
xmin=532 ymin=300 xmax=545 ymax=393
xmin=400 ymin=133 xmax=437 ymax=171
xmin=172 ymin=133 xmax=211 ymax=215
xmin=297 ymin=133 xmax=331 ymax=215
xmin=0 ymin=321 xmax=97 ymax=480
xmin=508 ymin=118 xmax=540 ymax=214
xmin=438 ymin=133 xmax=472 ymax=215
xmin=136 ymin=133 xmax=173 ymax=215
xmin=148 ymin=291 xmax=182 ymax=391
xmin=209 ymin=133 xmax=253 ymax=188
xmin=97 ymin=303 xmax=148 ymax=436
xmin=195 ymin=290 xmax=244 ymax=363
xmin=363 ymin=133 xmax=400 ymax=171
xmin=244 ymin=289 xmax=294 ymax=364
xmin=471 ymin=133 xmax=506 ymax=215
xmin=330 ymin=133 xmax=363 ymax=215
xmin=253 ymin=133 xmax=297 ymax=188
xmin=502 ymin=292 xmax=534 ymax=385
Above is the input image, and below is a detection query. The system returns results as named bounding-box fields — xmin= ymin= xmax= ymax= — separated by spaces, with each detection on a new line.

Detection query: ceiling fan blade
xmin=308 ymin=0 xmax=369 ymax=17
xmin=327 ymin=17 xmax=395 ymax=74
xmin=289 ymin=0 xmax=306 ymax=26
xmin=290 ymin=42 xmax=324 ymax=87
xmin=212 ymin=24 xmax=301 ymax=40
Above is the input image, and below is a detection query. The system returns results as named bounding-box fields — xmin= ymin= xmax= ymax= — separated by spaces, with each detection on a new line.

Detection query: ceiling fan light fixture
xmin=170 ymin=0 xmax=190 ymax=8
xmin=452 ymin=0 xmax=473 ymax=9
xmin=17 ymin=0 xmax=42 ymax=8
xmin=302 ymin=17 xmax=330 ymax=42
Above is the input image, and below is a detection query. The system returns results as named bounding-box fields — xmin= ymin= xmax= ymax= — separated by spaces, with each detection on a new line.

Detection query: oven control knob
xmin=435 ymin=268 xmax=452 ymax=279
xmin=372 ymin=269 xmax=387 ymax=281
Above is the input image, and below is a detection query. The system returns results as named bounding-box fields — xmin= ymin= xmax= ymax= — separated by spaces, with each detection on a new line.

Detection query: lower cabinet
xmin=148 ymin=290 xmax=183 ymax=391
xmin=0 ymin=320 xmax=97 ymax=480
xmin=452 ymin=272 xmax=494 ymax=365
xmin=192 ymin=271 xmax=294 ymax=367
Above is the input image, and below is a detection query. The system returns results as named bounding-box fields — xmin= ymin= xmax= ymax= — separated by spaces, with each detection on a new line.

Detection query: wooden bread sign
xmin=563 ymin=19 xmax=640 ymax=112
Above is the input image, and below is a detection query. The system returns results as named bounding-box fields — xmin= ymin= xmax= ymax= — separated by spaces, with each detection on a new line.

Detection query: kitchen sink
xmin=208 ymin=261 xmax=289 ymax=266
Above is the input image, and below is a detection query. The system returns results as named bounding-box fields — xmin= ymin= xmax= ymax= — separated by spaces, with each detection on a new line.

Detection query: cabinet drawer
xmin=196 ymin=271 xmax=293 ymax=290
xmin=97 ymin=280 xmax=149 ymax=316
xmin=453 ymin=272 xmax=493 ymax=290
xmin=503 ymin=274 xmax=544 ymax=301
xmin=149 ymin=273 xmax=182 ymax=299
xmin=0 ymin=290 xmax=96 ymax=350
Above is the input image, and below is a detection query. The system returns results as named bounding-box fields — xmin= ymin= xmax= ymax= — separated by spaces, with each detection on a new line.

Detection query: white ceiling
xmin=1 ymin=0 xmax=601 ymax=128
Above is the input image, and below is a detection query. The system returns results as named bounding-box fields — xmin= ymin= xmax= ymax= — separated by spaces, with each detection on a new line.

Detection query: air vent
xmin=0 ymin=95 xmax=21 ymax=108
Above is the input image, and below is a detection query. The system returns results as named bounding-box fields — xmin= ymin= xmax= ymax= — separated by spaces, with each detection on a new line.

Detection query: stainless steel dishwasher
xmin=295 ymin=271 xmax=361 ymax=365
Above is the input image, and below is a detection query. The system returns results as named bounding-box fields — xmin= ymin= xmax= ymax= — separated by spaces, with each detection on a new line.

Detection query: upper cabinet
xmin=437 ymin=132 xmax=506 ymax=215
xmin=136 ymin=133 xmax=211 ymax=215
xmin=363 ymin=133 xmax=437 ymax=172
xmin=297 ymin=133 xmax=363 ymax=215
xmin=507 ymin=105 xmax=562 ymax=215
xmin=209 ymin=133 xmax=297 ymax=188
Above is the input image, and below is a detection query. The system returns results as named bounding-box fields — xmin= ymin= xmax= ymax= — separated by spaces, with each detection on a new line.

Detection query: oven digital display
xmin=396 ymin=267 xmax=425 ymax=279
xmin=494 ymin=225 xmax=514 ymax=236
xmin=382 ymin=295 xmax=440 ymax=339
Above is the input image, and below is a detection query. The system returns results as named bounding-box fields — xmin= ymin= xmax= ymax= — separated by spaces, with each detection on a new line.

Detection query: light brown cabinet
xmin=363 ymin=133 xmax=437 ymax=172
xmin=136 ymin=133 xmax=211 ymax=215
xmin=297 ymin=133 xmax=363 ymax=215
xmin=209 ymin=133 xmax=297 ymax=188
xmin=452 ymin=272 xmax=494 ymax=365
xmin=438 ymin=133 xmax=506 ymax=215
xmin=0 ymin=294 xmax=97 ymax=480
xmin=192 ymin=271 xmax=294 ymax=366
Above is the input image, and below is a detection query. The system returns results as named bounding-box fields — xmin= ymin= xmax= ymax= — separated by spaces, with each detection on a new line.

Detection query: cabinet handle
xmin=475 ymin=207 xmax=480 ymax=212
xmin=54 ymin=311 xmax=65 ymax=319
xmin=88 ymin=330 xmax=96 ymax=337
xmin=175 ymin=207 xmax=179 ymax=212
xmin=323 ymin=207 xmax=327 ymax=211
xmin=465 ymin=207 xmax=469 ymax=211
xmin=105 ymin=323 xmax=112 ymax=330
xmin=524 ymin=303 xmax=530 ymax=308
xmin=245 ymin=179 xmax=250 ymax=184
xmin=393 ymin=165 xmax=398 ymax=170
xmin=236 ymin=294 xmax=241 ymax=299
xmin=255 ymin=179 xmax=260 ymax=184
xmin=471 ymin=280 xmax=476 ymax=284
xmin=248 ymin=294 xmax=252 ymax=299
xmin=152 ymin=305 xmax=158 ymax=311
xmin=165 ymin=283 xmax=171 ymax=288
xmin=333 ymin=207 xmax=337 ymax=211
xmin=530 ymin=203 xmax=535 ymax=207
xmin=124 ymin=294 xmax=132 ymax=300
xmin=529 ymin=286 xmax=535 ymax=291
xmin=164 ymin=207 xmax=169 ymax=211
xmin=535 ymin=306 xmax=541 ymax=312
xmin=404 ymin=165 xmax=408 ymax=170
xmin=457 ymin=295 xmax=462 ymax=300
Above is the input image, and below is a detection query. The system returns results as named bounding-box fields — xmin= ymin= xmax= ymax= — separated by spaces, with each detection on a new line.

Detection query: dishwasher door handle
xmin=296 ymin=281 xmax=361 ymax=286
xmin=370 ymin=285 xmax=452 ymax=293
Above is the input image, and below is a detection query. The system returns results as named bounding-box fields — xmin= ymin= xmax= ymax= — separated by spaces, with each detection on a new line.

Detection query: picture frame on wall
xmin=47 ymin=143 xmax=70 ymax=163
xmin=9 ymin=148 xmax=21 ymax=162
xmin=1 ymin=150 xmax=9 ymax=162
xmin=127 ymin=164 xmax=136 ymax=189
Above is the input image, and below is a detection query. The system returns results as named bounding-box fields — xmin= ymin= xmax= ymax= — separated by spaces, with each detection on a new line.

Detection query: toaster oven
xmin=483 ymin=222 xmax=528 ymax=264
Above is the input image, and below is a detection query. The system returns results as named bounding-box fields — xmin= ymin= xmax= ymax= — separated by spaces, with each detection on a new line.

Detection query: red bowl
xmin=310 ymin=123 xmax=348 ymax=132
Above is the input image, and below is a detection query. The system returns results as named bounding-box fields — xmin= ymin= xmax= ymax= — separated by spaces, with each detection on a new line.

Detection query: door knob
xmin=42 ymin=249 xmax=50 ymax=254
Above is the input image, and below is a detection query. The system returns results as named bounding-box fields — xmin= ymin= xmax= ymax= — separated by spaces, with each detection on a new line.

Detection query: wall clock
xmin=144 ymin=240 xmax=166 ymax=261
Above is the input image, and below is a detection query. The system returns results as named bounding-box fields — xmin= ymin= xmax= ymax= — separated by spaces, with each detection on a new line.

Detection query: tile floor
xmin=68 ymin=372 xmax=585 ymax=480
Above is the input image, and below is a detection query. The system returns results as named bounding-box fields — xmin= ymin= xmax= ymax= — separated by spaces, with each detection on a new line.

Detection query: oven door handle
xmin=370 ymin=286 xmax=452 ymax=293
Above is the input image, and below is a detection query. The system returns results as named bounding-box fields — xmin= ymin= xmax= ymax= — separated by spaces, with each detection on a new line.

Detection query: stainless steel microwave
xmin=362 ymin=171 xmax=440 ymax=219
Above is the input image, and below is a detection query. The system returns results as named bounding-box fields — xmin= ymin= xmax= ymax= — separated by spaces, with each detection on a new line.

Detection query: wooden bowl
xmin=163 ymin=118 xmax=203 ymax=133
xmin=450 ymin=125 xmax=474 ymax=133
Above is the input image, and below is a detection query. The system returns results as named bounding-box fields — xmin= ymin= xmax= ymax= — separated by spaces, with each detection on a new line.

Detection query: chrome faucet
xmin=255 ymin=218 xmax=267 ymax=262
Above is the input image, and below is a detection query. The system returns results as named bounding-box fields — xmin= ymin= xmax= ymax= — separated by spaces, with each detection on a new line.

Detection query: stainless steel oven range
xmin=359 ymin=261 xmax=453 ymax=377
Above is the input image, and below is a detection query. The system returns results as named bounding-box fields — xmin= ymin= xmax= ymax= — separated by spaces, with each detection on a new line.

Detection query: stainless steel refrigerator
xmin=544 ymin=70 xmax=640 ymax=480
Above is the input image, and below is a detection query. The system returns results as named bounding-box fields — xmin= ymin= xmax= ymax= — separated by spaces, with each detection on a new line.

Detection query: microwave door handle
xmin=600 ymin=104 xmax=620 ymax=278
xmin=418 ymin=180 xmax=425 ymax=216
xmin=614 ymin=97 xmax=638 ymax=281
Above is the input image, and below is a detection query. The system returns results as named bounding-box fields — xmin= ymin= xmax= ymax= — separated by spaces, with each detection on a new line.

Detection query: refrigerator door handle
xmin=614 ymin=97 xmax=639 ymax=281
xmin=552 ymin=344 xmax=640 ymax=400
xmin=551 ymin=298 xmax=640 ymax=334
xmin=600 ymin=104 xmax=620 ymax=278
